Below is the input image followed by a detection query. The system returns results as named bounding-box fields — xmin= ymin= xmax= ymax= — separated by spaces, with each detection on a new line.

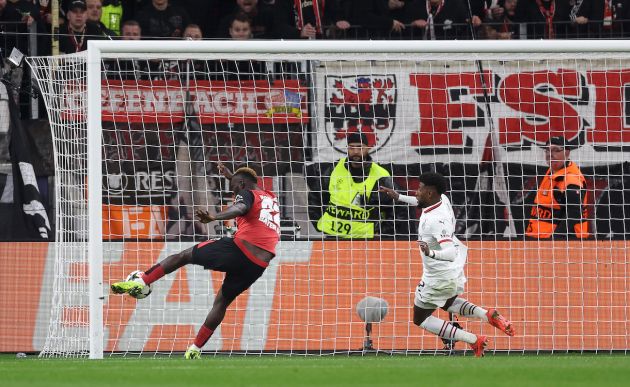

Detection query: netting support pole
xmin=87 ymin=42 xmax=104 ymax=359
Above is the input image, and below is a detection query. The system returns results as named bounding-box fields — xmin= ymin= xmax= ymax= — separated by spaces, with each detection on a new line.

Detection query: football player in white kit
xmin=381 ymin=172 xmax=514 ymax=357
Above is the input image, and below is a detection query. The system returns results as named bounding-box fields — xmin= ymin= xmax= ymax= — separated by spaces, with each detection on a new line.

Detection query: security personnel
xmin=101 ymin=0 xmax=123 ymax=35
xmin=526 ymin=136 xmax=590 ymax=239
xmin=307 ymin=132 xmax=410 ymax=238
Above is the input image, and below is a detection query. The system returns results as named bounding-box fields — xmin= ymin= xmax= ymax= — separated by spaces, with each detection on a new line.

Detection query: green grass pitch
xmin=2 ymin=354 xmax=628 ymax=387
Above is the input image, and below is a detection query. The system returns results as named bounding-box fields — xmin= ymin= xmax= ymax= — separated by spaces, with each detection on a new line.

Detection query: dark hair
xmin=418 ymin=172 xmax=447 ymax=195
xmin=184 ymin=23 xmax=202 ymax=32
xmin=233 ymin=167 xmax=258 ymax=183
xmin=231 ymin=12 xmax=252 ymax=26
xmin=122 ymin=20 xmax=140 ymax=29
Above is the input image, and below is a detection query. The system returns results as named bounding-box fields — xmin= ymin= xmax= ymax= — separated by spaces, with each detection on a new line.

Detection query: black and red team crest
xmin=324 ymin=75 xmax=397 ymax=153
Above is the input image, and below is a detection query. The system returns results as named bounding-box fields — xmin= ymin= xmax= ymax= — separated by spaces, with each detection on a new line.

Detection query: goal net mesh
xmin=27 ymin=47 xmax=630 ymax=357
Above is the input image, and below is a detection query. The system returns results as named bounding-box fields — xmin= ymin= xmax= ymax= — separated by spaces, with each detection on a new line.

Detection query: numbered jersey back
xmin=235 ymin=189 xmax=281 ymax=254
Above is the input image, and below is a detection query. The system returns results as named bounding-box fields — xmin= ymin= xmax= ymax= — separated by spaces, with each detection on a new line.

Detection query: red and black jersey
xmin=233 ymin=189 xmax=281 ymax=256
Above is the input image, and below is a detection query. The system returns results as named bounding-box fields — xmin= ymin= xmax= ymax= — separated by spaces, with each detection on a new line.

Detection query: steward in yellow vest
xmin=526 ymin=136 xmax=591 ymax=239
xmin=307 ymin=133 xmax=410 ymax=238
xmin=101 ymin=0 xmax=123 ymax=35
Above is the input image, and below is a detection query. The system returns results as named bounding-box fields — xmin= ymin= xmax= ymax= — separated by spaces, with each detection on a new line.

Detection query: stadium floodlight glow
xmin=26 ymin=40 xmax=630 ymax=359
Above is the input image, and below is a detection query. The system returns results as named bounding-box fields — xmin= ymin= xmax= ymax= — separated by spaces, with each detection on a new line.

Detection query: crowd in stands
xmin=2 ymin=0 xmax=630 ymax=58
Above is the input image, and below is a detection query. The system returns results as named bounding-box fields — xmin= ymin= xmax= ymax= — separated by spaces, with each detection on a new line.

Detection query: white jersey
xmin=417 ymin=195 xmax=467 ymax=283
xmin=398 ymin=195 xmax=468 ymax=283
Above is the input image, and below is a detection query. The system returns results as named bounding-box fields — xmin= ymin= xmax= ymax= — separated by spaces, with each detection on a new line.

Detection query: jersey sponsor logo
xmin=324 ymin=75 xmax=397 ymax=152
xmin=259 ymin=196 xmax=281 ymax=234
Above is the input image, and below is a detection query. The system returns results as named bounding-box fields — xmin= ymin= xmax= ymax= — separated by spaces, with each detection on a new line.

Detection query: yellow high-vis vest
xmin=317 ymin=158 xmax=390 ymax=238
xmin=101 ymin=4 xmax=123 ymax=35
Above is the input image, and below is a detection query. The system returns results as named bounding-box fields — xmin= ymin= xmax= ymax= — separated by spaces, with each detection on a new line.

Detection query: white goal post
xmin=27 ymin=40 xmax=630 ymax=359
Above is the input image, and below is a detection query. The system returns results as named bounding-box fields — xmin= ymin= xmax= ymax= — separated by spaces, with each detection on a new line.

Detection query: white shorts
xmin=413 ymin=274 xmax=466 ymax=309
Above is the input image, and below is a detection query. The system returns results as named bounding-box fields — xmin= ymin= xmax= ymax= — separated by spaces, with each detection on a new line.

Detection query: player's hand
xmin=195 ymin=209 xmax=215 ymax=223
xmin=217 ymin=162 xmax=233 ymax=180
xmin=418 ymin=241 xmax=431 ymax=256
xmin=379 ymin=187 xmax=400 ymax=201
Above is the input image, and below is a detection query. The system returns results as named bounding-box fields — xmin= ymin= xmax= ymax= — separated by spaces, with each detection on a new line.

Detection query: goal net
xmin=27 ymin=40 xmax=630 ymax=358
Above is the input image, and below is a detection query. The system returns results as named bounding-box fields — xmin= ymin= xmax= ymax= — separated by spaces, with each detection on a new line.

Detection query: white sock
xmin=189 ymin=344 xmax=201 ymax=351
xmin=447 ymin=298 xmax=488 ymax=322
xmin=420 ymin=315 xmax=477 ymax=344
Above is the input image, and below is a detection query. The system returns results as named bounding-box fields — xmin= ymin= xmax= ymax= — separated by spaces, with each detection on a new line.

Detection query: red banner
xmin=62 ymin=80 xmax=309 ymax=124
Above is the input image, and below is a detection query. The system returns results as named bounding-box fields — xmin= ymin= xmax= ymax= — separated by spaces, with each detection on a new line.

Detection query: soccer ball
xmin=356 ymin=296 xmax=389 ymax=323
xmin=126 ymin=270 xmax=152 ymax=299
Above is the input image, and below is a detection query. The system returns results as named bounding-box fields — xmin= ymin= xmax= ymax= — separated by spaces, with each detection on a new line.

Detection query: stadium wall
xmin=1 ymin=240 xmax=628 ymax=353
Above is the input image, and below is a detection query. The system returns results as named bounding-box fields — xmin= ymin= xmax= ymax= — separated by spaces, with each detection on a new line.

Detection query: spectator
xmin=137 ymin=0 xmax=191 ymax=38
xmin=0 ymin=0 xmax=24 ymax=100
xmin=120 ymin=18 xmax=140 ymax=39
xmin=218 ymin=13 xmax=265 ymax=81
xmin=0 ymin=0 xmax=23 ymax=57
xmin=183 ymin=23 xmax=202 ymax=40
xmin=513 ymin=0 xmax=572 ymax=39
xmin=526 ymin=136 xmax=591 ymax=240
xmin=344 ymin=0 xmax=405 ymax=38
xmin=217 ymin=0 xmax=300 ymax=39
xmin=59 ymin=0 xmax=105 ymax=54
xmin=293 ymin=0 xmax=339 ymax=38
xmin=105 ymin=20 xmax=144 ymax=80
xmin=229 ymin=11 xmax=252 ymax=39
xmin=306 ymin=132 xmax=410 ymax=239
xmin=7 ymin=0 xmax=38 ymax=29
xmin=86 ymin=0 xmax=117 ymax=37
xmin=481 ymin=0 xmax=520 ymax=39
xmin=567 ymin=0 xmax=598 ymax=38
xmin=591 ymin=0 xmax=630 ymax=38
xmin=407 ymin=0 xmax=469 ymax=40
xmin=101 ymin=0 xmax=123 ymax=35
xmin=177 ymin=0 xmax=221 ymax=38
xmin=329 ymin=0 xmax=352 ymax=33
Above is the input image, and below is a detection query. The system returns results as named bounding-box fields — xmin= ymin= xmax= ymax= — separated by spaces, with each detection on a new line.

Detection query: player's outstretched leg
xmin=445 ymin=298 xmax=515 ymax=336
xmin=414 ymin=306 xmax=488 ymax=357
xmin=185 ymin=290 xmax=234 ymax=360
xmin=111 ymin=247 xmax=194 ymax=296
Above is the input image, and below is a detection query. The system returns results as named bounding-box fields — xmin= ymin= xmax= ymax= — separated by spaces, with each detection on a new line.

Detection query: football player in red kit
xmin=111 ymin=163 xmax=281 ymax=359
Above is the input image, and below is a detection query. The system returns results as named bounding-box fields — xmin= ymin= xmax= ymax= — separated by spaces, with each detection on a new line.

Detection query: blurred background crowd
xmin=2 ymin=0 xmax=630 ymax=58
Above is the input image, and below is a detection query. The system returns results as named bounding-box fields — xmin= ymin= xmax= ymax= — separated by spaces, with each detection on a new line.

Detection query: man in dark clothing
xmin=307 ymin=132 xmax=411 ymax=239
xmin=87 ymin=0 xmax=117 ymax=37
xmin=136 ymin=0 xmax=191 ymax=38
xmin=407 ymin=0 xmax=470 ymax=40
xmin=0 ymin=0 xmax=24 ymax=57
xmin=217 ymin=0 xmax=300 ymax=39
xmin=59 ymin=0 xmax=106 ymax=54
xmin=513 ymin=0 xmax=574 ymax=39
xmin=341 ymin=0 xmax=405 ymax=38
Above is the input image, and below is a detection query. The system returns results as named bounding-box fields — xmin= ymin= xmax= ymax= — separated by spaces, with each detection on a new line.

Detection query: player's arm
xmin=196 ymin=190 xmax=253 ymax=223
xmin=379 ymin=187 xmax=419 ymax=206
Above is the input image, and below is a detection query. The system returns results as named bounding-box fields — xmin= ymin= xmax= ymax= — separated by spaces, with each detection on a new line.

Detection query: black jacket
xmin=59 ymin=22 xmax=107 ymax=54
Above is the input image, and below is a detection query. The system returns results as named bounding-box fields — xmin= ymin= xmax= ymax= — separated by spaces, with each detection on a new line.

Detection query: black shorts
xmin=192 ymin=237 xmax=266 ymax=302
